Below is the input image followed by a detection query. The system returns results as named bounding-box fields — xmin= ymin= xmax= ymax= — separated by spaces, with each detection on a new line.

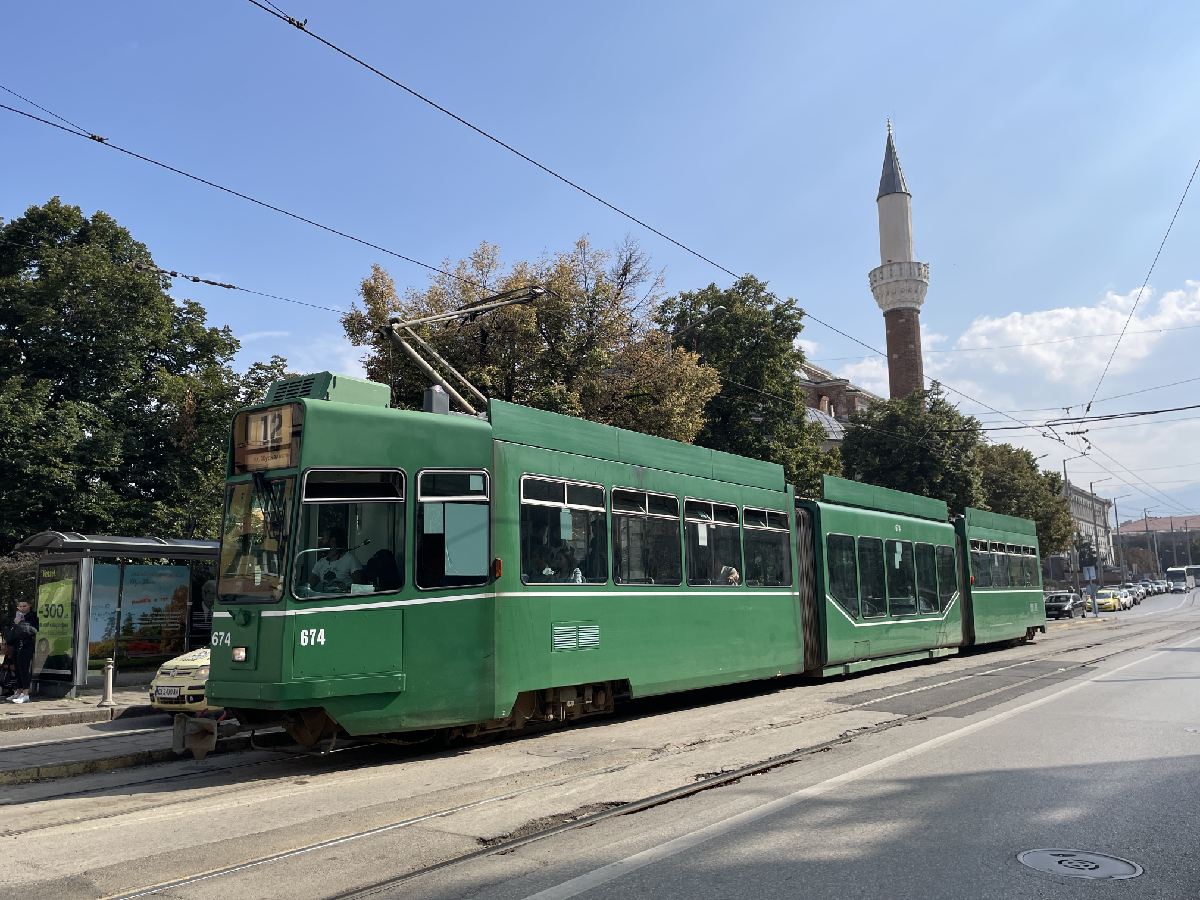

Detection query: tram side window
xmin=520 ymin=477 xmax=607 ymax=584
xmin=1008 ymin=549 xmax=1024 ymax=587
xmin=416 ymin=470 xmax=489 ymax=589
xmin=935 ymin=544 xmax=957 ymax=609
xmin=1022 ymin=554 xmax=1039 ymax=588
xmin=915 ymin=543 xmax=938 ymax=614
xmin=991 ymin=551 xmax=1010 ymax=589
xmin=743 ymin=508 xmax=792 ymax=587
xmin=826 ymin=534 xmax=859 ymax=618
xmin=885 ymin=539 xmax=917 ymax=615
xmin=971 ymin=544 xmax=992 ymax=589
xmin=685 ymin=500 xmax=743 ymax=586
xmin=611 ymin=489 xmax=682 ymax=585
xmin=858 ymin=538 xmax=886 ymax=618
xmin=293 ymin=470 xmax=405 ymax=599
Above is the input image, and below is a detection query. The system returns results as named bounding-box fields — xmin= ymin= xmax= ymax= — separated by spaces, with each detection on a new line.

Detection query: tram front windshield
xmin=218 ymin=476 xmax=294 ymax=603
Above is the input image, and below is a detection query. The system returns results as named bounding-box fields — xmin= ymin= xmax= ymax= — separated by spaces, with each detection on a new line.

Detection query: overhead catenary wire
xmin=809 ymin=319 xmax=1200 ymax=364
xmin=1084 ymin=150 xmax=1200 ymax=412
xmin=244 ymin=2 xmax=1091 ymax=453
xmin=0 ymin=100 xmax=483 ymax=292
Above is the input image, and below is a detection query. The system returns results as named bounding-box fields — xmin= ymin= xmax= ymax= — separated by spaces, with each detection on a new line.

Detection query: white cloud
xmin=826 ymin=280 xmax=1200 ymax=513
xmin=282 ymin=336 xmax=368 ymax=378
xmin=242 ymin=330 xmax=291 ymax=342
xmin=839 ymin=356 xmax=889 ymax=396
xmin=950 ymin=282 xmax=1200 ymax=385
xmin=797 ymin=338 xmax=819 ymax=356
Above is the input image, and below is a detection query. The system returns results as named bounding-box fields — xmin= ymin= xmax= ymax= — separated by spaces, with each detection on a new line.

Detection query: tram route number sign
xmin=238 ymin=406 xmax=293 ymax=470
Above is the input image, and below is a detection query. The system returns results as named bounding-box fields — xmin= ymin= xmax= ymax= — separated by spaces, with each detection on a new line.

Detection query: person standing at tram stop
xmin=6 ymin=599 xmax=39 ymax=704
xmin=309 ymin=527 xmax=358 ymax=592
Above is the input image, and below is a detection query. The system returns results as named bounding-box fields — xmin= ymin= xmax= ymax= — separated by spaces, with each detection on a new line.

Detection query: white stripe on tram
xmin=212 ymin=588 xmax=798 ymax=617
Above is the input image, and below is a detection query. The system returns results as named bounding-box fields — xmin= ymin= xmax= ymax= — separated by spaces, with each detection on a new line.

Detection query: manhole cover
xmin=1018 ymin=849 xmax=1142 ymax=880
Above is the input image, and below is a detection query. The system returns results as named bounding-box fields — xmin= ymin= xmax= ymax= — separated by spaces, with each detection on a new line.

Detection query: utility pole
xmin=1144 ymin=508 xmax=1161 ymax=578
xmin=1187 ymin=519 xmax=1194 ymax=566
xmin=1113 ymin=496 xmax=1128 ymax=582
xmin=1171 ymin=516 xmax=1177 ymax=567
xmin=1087 ymin=479 xmax=1110 ymax=611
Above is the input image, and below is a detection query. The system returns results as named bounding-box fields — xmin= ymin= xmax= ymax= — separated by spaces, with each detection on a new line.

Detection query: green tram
xmin=206 ymin=372 xmax=1043 ymax=748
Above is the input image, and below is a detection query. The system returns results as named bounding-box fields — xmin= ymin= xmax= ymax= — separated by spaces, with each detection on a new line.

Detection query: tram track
xmin=101 ymin=609 xmax=1200 ymax=900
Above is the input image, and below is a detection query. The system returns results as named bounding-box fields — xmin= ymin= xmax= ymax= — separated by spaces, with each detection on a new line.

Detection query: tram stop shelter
xmin=13 ymin=532 xmax=219 ymax=698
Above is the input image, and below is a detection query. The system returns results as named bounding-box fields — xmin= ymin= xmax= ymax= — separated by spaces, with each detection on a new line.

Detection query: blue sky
xmin=6 ymin=2 xmax=1200 ymax=520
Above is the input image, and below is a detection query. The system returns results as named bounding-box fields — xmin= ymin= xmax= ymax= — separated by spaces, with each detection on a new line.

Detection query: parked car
xmin=1157 ymin=580 xmax=1170 ymax=593
xmin=1044 ymin=592 xmax=1086 ymax=619
xmin=1120 ymin=583 xmax=1144 ymax=604
xmin=149 ymin=647 xmax=216 ymax=714
xmin=1095 ymin=589 xmax=1124 ymax=612
xmin=1139 ymin=580 xmax=1157 ymax=596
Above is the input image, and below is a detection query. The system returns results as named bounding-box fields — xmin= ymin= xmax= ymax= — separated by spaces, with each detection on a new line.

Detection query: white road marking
xmin=522 ymin=628 xmax=1200 ymax=899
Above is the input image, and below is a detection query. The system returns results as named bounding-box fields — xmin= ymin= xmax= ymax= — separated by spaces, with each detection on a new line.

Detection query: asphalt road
xmin=2 ymin=589 xmax=1196 ymax=899
xmin=412 ymin=589 xmax=1200 ymax=900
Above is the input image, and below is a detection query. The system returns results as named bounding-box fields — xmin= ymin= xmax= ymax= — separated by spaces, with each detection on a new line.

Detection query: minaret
xmin=869 ymin=122 xmax=929 ymax=399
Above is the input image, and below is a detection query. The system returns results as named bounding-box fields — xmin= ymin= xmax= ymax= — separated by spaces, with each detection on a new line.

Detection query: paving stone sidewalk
xmin=0 ymin=684 xmax=157 ymax=733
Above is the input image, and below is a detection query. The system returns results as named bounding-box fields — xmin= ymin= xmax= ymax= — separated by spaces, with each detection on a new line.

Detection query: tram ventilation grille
xmin=270 ymin=376 xmax=317 ymax=401
xmin=552 ymin=622 xmax=600 ymax=652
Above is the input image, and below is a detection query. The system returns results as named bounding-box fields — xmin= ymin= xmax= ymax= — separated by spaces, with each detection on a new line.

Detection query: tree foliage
xmin=655 ymin=276 xmax=840 ymax=494
xmin=841 ymin=385 xmax=984 ymax=513
xmin=341 ymin=238 xmax=719 ymax=443
xmin=0 ymin=198 xmax=288 ymax=548
xmin=977 ymin=443 xmax=1073 ymax=554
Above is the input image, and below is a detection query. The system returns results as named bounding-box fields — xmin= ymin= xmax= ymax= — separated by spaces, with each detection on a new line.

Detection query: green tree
xmin=341 ymin=238 xmax=719 ymax=443
xmin=656 ymin=276 xmax=840 ymax=494
xmin=0 ymin=198 xmax=287 ymax=547
xmin=976 ymin=443 xmax=1073 ymax=554
xmin=841 ymin=385 xmax=984 ymax=513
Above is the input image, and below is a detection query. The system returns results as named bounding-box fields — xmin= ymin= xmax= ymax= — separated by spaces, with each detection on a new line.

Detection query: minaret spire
xmin=868 ymin=122 xmax=929 ymax=399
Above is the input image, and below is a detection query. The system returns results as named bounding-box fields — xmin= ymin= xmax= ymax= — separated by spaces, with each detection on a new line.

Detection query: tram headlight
xmin=232 ymin=647 xmax=247 ymax=662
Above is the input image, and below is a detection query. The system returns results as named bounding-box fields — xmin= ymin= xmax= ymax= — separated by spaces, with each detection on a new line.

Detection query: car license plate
xmin=155 ymin=686 xmax=181 ymax=698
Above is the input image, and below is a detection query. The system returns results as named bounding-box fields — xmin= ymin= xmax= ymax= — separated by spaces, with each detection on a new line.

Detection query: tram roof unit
xmin=488 ymin=399 xmax=786 ymax=492
xmin=258 ymin=371 xmax=788 ymax=493
xmin=962 ymin=507 xmax=1039 ymax=544
xmin=818 ymin=474 xmax=948 ymax=522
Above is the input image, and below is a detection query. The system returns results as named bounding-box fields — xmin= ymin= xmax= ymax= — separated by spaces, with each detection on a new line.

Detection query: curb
xmin=0 ymin=735 xmax=253 ymax=786
xmin=0 ymin=704 xmax=163 ymax=733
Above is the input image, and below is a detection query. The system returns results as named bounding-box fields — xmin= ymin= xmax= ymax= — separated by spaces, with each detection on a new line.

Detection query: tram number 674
xmin=299 ymin=628 xmax=326 ymax=647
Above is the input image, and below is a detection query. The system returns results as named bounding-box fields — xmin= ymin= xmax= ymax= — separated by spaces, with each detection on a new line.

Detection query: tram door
xmin=795 ymin=508 xmax=824 ymax=673
xmin=957 ymin=531 xmax=976 ymax=646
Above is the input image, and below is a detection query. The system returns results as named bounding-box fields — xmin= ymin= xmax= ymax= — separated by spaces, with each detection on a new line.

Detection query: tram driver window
xmin=520 ymin=477 xmax=607 ymax=584
xmin=293 ymin=470 xmax=405 ymax=599
xmin=416 ymin=471 xmax=489 ymax=589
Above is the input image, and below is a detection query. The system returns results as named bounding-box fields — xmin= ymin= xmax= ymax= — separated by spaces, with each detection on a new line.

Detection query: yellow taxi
xmin=149 ymin=648 xmax=218 ymax=713
xmin=1094 ymin=589 xmax=1124 ymax=612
